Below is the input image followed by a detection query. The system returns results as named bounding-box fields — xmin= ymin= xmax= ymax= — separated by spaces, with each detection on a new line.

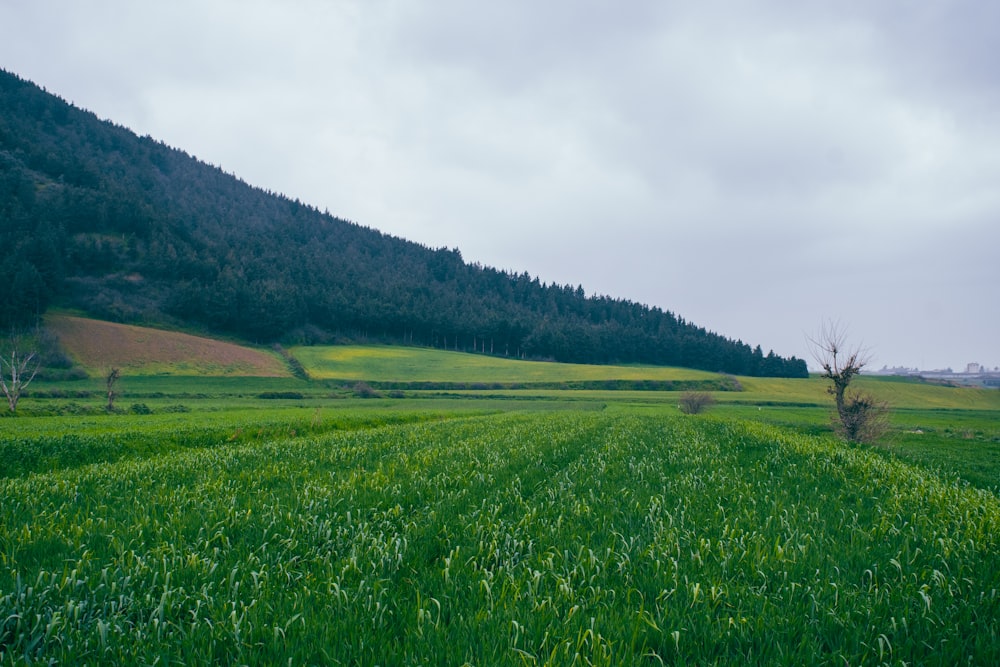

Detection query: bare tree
xmin=809 ymin=321 xmax=889 ymax=444
xmin=106 ymin=367 xmax=121 ymax=412
xmin=0 ymin=338 xmax=40 ymax=413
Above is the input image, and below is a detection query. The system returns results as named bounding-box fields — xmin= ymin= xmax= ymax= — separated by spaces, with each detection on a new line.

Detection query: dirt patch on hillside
xmin=47 ymin=315 xmax=290 ymax=377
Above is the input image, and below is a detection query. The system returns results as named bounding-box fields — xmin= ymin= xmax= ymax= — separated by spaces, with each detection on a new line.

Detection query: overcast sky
xmin=2 ymin=1 xmax=997 ymax=371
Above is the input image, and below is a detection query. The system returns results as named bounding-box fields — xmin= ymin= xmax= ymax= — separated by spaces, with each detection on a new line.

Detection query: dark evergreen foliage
xmin=0 ymin=69 xmax=807 ymax=377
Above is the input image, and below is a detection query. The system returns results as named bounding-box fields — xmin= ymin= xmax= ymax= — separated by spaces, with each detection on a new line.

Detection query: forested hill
xmin=0 ymin=69 xmax=807 ymax=377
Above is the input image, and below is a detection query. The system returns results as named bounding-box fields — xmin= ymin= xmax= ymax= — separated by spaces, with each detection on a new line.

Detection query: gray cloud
xmin=1 ymin=0 xmax=996 ymax=370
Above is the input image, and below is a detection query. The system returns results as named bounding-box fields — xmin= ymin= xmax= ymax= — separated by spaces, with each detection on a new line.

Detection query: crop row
xmin=0 ymin=408 xmax=465 ymax=478
xmin=1 ymin=413 xmax=998 ymax=664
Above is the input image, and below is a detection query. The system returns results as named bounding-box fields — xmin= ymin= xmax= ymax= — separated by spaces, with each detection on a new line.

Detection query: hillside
xmin=293 ymin=344 xmax=726 ymax=385
xmin=47 ymin=314 xmax=289 ymax=377
xmin=0 ymin=69 xmax=806 ymax=377
xmin=40 ymin=315 xmax=1000 ymax=413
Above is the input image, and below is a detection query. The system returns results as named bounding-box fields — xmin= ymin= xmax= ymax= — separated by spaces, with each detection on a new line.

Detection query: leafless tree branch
xmin=0 ymin=337 xmax=40 ymax=413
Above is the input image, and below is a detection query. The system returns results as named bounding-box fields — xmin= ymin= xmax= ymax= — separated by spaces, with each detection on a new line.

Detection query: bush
xmin=353 ymin=382 xmax=381 ymax=399
xmin=129 ymin=403 xmax=153 ymax=415
xmin=836 ymin=390 xmax=890 ymax=444
xmin=679 ymin=391 xmax=715 ymax=415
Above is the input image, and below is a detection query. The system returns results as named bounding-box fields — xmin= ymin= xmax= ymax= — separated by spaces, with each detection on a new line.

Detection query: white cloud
xmin=1 ymin=0 xmax=997 ymax=369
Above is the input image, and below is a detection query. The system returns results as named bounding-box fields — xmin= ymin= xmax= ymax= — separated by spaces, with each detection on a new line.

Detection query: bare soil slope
xmin=48 ymin=315 xmax=290 ymax=377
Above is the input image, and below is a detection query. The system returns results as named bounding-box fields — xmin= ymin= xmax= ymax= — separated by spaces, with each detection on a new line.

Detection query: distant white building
xmin=966 ymin=362 xmax=982 ymax=374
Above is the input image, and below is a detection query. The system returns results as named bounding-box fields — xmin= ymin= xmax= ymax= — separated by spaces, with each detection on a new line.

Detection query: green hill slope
xmin=0 ymin=68 xmax=805 ymax=377
xmin=293 ymin=344 xmax=728 ymax=387
xmin=35 ymin=315 xmax=1000 ymax=412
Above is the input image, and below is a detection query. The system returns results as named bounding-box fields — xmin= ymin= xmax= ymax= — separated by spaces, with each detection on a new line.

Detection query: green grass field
xmin=292 ymin=344 xmax=722 ymax=384
xmin=3 ymin=322 xmax=1000 ymax=663
xmin=2 ymin=411 xmax=998 ymax=664
xmin=14 ymin=338 xmax=1000 ymax=496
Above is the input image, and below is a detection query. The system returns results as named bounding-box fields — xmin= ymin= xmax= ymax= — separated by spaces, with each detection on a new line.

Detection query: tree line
xmin=0 ymin=69 xmax=807 ymax=377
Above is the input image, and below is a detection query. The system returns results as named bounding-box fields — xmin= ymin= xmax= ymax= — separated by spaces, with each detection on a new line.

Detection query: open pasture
xmin=731 ymin=374 xmax=1000 ymax=411
xmin=292 ymin=344 xmax=722 ymax=385
xmin=3 ymin=412 xmax=999 ymax=664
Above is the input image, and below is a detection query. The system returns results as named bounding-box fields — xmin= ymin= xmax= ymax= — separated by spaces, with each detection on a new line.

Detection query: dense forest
xmin=0 ymin=69 xmax=807 ymax=377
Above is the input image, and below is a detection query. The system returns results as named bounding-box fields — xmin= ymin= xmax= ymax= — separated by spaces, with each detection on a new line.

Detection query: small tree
xmin=106 ymin=367 xmax=121 ymax=412
xmin=0 ymin=338 xmax=40 ymax=413
xmin=809 ymin=321 xmax=889 ymax=444
xmin=679 ymin=391 xmax=715 ymax=415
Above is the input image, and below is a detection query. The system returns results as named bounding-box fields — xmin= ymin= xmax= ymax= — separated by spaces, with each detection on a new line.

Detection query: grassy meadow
xmin=292 ymin=344 xmax=725 ymax=387
xmin=2 ymin=318 xmax=999 ymax=664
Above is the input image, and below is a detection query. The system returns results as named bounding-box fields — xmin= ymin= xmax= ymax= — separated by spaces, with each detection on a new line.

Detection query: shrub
xmin=257 ymin=391 xmax=305 ymax=400
xmin=679 ymin=391 xmax=715 ymax=415
xmin=835 ymin=390 xmax=890 ymax=444
xmin=353 ymin=382 xmax=381 ymax=399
